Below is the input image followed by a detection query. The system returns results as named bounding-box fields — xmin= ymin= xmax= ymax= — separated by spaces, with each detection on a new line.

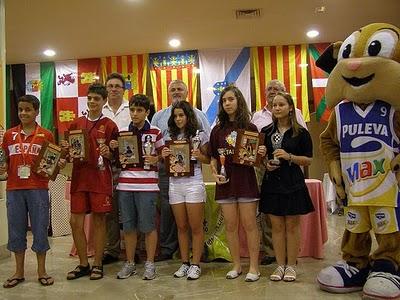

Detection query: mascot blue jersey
xmin=336 ymin=101 xmax=400 ymax=207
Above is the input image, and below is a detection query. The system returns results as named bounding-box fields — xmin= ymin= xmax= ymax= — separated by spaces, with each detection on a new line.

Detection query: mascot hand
xmin=329 ymin=160 xmax=346 ymax=205
xmin=390 ymin=154 xmax=400 ymax=186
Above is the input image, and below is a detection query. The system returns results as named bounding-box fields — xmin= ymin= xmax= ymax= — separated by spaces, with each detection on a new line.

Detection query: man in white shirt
xmin=151 ymin=80 xmax=211 ymax=261
xmin=102 ymin=73 xmax=131 ymax=264
xmin=251 ymin=79 xmax=307 ymax=265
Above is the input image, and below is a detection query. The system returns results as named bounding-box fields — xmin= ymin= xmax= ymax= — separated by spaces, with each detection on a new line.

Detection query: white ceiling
xmin=5 ymin=0 xmax=400 ymax=64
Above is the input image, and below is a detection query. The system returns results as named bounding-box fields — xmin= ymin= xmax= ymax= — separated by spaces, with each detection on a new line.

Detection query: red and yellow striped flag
xmin=101 ymin=54 xmax=148 ymax=100
xmin=252 ymin=45 xmax=310 ymax=121
xmin=149 ymin=50 xmax=198 ymax=110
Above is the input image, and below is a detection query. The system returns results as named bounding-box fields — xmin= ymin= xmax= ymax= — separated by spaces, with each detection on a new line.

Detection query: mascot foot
xmin=363 ymin=260 xmax=400 ymax=300
xmin=317 ymin=260 xmax=369 ymax=293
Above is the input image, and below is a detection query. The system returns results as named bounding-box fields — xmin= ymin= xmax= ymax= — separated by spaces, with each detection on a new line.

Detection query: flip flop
xmin=38 ymin=276 xmax=54 ymax=286
xmin=3 ymin=277 xmax=25 ymax=288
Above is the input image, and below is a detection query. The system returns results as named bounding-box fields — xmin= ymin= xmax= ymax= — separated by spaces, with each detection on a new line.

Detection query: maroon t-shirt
xmin=208 ymin=122 xmax=259 ymax=200
xmin=68 ymin=116 xmax=118 ymax=195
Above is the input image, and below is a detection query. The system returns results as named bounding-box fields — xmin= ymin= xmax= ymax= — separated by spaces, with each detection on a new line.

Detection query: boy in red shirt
xmin=1 ymin=95 xmax=60 ymax=288
xmin=62 ymin=83 xmax=118 ymax=280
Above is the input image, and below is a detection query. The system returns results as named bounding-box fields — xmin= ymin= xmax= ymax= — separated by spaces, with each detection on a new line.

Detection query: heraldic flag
xmin=8 ymin=62 xmax=55 ymax=131
xmin=55 ymin=58 xmax=101 ymax=135
xmin=309 ymin=43 xmax=331 ymax=122
xmin=101 ymin=54 xmax=148 ymax=101
xmin=149 ymin=50 xmax=198 ymax=110
xmin=252 ymin=45 xmax=310 ymax=122
xmin=199 ymin=48 xmax=250 ymax=126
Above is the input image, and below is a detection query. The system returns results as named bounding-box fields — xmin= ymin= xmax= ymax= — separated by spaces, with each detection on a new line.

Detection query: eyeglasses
xmin=106 ymin=84 xmax=124 ymax=89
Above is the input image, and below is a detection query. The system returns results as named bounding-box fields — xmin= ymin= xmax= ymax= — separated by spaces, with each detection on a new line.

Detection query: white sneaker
xmin=174 ymin=264 xmax=190 ymax=278
xmin=143 ymin=261 xmax=156 ymax=280
xmin=187 ymin=265 xmax=201 ymax=280
xmin=117 ymin=261 xmax=136 ymax=279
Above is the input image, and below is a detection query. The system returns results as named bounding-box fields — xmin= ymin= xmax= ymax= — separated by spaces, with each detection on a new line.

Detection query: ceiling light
xmin=295 ymin=84 xmax=302 ymax=87
xmin=43 ymin=49 xmax=56 ymax=57
xmin=298 ymin=63 xmax=308 ymax=68
xmin=306 ymin=30 xmax=319 ymax=38
xmin=169 ymin=39 xmax=181 ymax=48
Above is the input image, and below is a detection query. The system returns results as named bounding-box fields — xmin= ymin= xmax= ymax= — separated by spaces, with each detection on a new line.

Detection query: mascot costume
xmin=316 ymin=23 xmax=400 ymax=300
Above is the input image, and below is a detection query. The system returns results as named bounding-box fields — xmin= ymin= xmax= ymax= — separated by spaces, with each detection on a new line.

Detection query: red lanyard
xmin=17 ymin=125 xmax=39 ymax=165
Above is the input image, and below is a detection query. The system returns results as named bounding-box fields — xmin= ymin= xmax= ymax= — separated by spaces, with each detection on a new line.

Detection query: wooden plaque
xmin=165 ymin=140 xmax=194 ymax=177
xmin=64 ymin=129 xmax=89 ymax=162
xmin=117 ymin=131 xmax=142 ymax=169
xmin=233 ymin=129 xmax=265 ymax=167
xmin=33 ymin=141 xmax=66 ymax=180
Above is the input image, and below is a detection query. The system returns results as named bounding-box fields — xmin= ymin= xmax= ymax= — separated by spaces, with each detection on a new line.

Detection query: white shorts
xmin=169 ymin=181 xmax=206 ymax=205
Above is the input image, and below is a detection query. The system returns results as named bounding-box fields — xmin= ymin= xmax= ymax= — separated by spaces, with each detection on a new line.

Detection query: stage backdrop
xmin=199 ymin=48 xmax=250 ymax=126
xmin=252 ymin=45 xmax=310 ymax=122
xmin=149 ymin=50 xmax=198 ymax=110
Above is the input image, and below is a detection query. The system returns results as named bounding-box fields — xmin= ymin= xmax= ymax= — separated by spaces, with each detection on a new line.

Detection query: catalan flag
xmin=252 ymin=45 xmax=310 ymax=122
xmin=101 ymin=54 xmax=148 ymax=100
xmin=309 ymin=43 xmax=331 ymax=122
xmin=149 ymin=50 xmax=198 ymax=110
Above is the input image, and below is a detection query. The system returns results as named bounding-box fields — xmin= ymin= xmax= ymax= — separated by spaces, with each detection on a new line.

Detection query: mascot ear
xmin=316 ymin=42 xmax=342 ymax=74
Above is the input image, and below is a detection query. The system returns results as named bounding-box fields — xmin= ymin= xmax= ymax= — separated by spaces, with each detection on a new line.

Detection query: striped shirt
xmin=117 ymin=120 xmax=164 ymax=192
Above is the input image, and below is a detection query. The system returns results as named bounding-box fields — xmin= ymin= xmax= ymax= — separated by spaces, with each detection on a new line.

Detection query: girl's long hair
xmin=168 ymin=100 xmax=199 ymax=140
xmin=217 ymin=85 xmax=251 ymax=129
xmin=272 ymin=92 xmax=301 ymax=136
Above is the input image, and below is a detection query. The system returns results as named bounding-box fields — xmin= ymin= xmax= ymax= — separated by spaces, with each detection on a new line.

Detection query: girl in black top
xmin=260 ymin=92 xmax=314 ymax=282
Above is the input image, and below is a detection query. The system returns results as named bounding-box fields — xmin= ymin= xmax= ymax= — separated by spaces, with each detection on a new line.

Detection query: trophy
xmin=143 ymin=137 xmax=154 ymax=170
xmin=0 ymin=126 xmax=7 ymax=181
xmin=270 ymin=131 xmax=283 ymax=165
xmin=96 ymin=130 xmax=106 ymax=170
xmin=191 ymin=130 xmax=201 ymax=161
xmin=217 ymin=148 xmax=229 ymax=183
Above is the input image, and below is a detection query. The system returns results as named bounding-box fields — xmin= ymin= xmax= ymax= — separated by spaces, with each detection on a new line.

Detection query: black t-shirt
xmin=261 ymin=124 xmax=312 ymax=194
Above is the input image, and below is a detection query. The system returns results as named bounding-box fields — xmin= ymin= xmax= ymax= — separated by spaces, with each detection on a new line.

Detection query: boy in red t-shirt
xmin=1 ymin=95 xmax=62 ymax=288
xmin=61 ymin=83 xmax=118 ymax=280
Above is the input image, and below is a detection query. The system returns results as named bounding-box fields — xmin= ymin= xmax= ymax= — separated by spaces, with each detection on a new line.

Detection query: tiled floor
xmin=0 ymin=214 xmax=365 ymax=300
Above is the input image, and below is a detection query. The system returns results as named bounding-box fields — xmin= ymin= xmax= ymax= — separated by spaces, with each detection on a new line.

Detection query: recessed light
xmin=169 ymin=39 xmax=181 ymax=48
xmin=306 ymin=30 xmax=319 ymax=38
xmin=43 ymin=49 xmax=56 ymax=57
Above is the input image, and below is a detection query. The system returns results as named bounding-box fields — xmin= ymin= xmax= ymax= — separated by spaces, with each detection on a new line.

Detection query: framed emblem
xmin=165 ymin=140 xmax=194 ymax=177
xmin=33 ymin=141 xmax=66 ymax=180
xmin=64 ymin=129 xmax=89 ymax=162
xmin=233 ymin=129 xmax=265 ymax=167
xmin=117 ymin=131 xmax=141 ymax=169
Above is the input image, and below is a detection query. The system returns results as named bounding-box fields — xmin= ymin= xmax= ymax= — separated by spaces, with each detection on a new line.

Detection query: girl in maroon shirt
xmin=208 ymin=85 xmax=266 ymax=282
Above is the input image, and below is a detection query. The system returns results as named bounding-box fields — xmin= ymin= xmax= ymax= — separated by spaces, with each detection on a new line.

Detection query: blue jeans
xmin=7 ymin=189 xmax=50 ymax=253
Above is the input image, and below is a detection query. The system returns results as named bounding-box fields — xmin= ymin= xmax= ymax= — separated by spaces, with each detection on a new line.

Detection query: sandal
xmin=3 ymin=277 xmax=25 ymax=288
xmin=90 ymin=265 xmax=104 ymax=280
xmin=38 ymin=276 xmax=54 ymax=286
xmin=270 ymin=265 xmax=285 ymax=281
xmin=67 ymin=264 xmax=91 ymax=280
xmin=283 ymin=265 xmax=296 ymax=282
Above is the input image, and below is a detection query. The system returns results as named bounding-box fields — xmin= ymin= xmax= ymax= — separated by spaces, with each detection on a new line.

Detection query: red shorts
xmin=70 ymin=192 xmax=112 ymax=214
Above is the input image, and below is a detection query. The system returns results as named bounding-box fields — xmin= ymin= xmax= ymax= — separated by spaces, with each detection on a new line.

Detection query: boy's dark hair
xmin=18 ymin=94 xmax=40 ymax=110
xmin=168 ymin=101 xmax=199 ymax=140
xmin=106 ymin=72 xmax=125 ymax=89
xmin=129 ymin=94 xmax=150 ymax=111
xmin=88 ymin=83 xmax=108 ymax=99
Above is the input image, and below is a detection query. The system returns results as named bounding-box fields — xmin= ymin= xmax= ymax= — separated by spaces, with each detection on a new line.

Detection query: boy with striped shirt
xmin=111 ymin=94 xmax=164 ymax=280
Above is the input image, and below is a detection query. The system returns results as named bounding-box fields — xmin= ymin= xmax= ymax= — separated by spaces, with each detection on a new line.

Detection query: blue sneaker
xmin=317 ymin=261 xmax=370 ymax=293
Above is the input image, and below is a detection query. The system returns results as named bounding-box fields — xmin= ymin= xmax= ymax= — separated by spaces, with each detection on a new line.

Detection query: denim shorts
xmin=118 ymin=191 xmax=158 ymax=233
xmin=217 ymin=197 xmax=259 ymax=204
xmin=6 ymin=189 xmax=50 ymax=253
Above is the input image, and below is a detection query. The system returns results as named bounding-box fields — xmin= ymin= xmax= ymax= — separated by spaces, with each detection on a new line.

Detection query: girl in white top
xmin=161 ymin=101 xmax=210 ymax=280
